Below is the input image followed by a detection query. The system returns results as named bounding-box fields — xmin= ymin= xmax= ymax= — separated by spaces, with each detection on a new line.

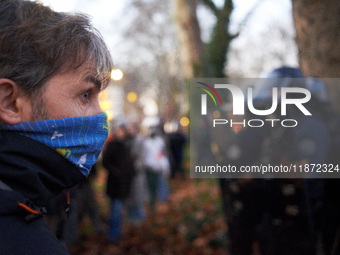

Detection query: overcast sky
xmin=37 ymin=0 xmax=296 ymax=76
xmin=38 ymin=0 xmax=124 ymax=61
xmin=38 ymin=0 xmax=293 ymax=55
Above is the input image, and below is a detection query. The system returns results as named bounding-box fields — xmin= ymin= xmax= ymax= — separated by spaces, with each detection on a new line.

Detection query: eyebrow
xmin=86 ymin=75 xmax=103 ymax=91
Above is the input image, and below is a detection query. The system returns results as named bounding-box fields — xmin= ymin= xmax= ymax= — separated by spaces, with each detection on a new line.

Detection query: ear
xmin=0 ymin=79 xmax=29 ymax=125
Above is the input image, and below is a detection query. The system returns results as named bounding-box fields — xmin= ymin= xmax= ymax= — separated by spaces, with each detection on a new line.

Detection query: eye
xmin=82 ymin=91 xmax=89 ymax=100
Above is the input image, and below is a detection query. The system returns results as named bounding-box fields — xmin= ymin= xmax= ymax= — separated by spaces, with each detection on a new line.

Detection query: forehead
xmin=56 ymin=61 xmax=103 ymax=85
xmin=55 ymin=53 xmax=110 ymax=89
xmin=41 ymin=68 xmax=97 ymax=97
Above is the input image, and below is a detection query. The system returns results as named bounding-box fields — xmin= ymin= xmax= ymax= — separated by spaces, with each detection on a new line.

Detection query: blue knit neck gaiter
xmin=0 ymin=112 xmax=109 ymax=176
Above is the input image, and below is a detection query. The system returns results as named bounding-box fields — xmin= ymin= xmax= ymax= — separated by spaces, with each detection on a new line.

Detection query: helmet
xmin=259 ymin=66 xmax=303 ymax=79
xmin=305 ymin=77 xmax=330 ymax=103
xmin=252 ymin=66 xmax=304 ymax=101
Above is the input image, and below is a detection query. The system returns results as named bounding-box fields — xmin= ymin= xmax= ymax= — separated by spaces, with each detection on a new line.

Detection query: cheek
xmin=18 ymin=97 xmax=34 ymax=122
xmin=48 ymin=98 xmax=101 ymax=118
xmin=40 ymin=78 xmax=82 ymax=119
xmin=42 ymin=88 xmax=101 ymax=118
xmin=42 ymin=93 xmax=83 ymax=119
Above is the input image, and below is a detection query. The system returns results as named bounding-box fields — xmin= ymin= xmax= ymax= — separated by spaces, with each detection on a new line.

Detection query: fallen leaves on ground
xmin=70 ymin=176 xmax=228 ymax=255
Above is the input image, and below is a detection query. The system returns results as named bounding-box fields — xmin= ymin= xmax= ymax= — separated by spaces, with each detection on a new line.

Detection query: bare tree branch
xmin=222 ymin=0 xmax=233 ymax=14
xmin=229 ymin=32 xmax=240 ymax=40
xmin=200 ymin=0 xmax=219 ymax=15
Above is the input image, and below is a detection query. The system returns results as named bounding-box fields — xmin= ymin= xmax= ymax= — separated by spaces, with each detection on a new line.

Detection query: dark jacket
xmin=0 ymin=131 xmax=85 ymax=255
xmin=102 ymin=138 xmax=135 ymax=200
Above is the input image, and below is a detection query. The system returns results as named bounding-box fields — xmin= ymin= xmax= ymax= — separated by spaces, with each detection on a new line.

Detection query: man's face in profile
xmin=21 ymin=64 xmax=103 ymax=122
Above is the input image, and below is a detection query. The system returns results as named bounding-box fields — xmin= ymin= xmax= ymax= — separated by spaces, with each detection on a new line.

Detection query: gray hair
xmin=0 ymin=0 xmax=113 ymax=97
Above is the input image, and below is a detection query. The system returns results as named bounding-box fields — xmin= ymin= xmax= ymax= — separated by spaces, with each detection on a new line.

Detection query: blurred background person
xmin=164 ymin=120 xmax=187 ymax=179
xmin=141 ymin=119 xmax=170 ymax=213
xmin=125 ymin=122 xmax=147 ymax=225
xmin=102 ymin=124 xmax=136 ymax=244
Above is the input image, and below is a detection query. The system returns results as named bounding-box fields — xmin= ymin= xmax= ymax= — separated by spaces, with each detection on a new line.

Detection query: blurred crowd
xmin=44 ymin=117 xmax=187 ymax=248
xmin=200 ymin=67 xmax=340 ymax=255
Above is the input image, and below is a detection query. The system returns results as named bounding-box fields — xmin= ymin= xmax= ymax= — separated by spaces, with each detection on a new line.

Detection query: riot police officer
xmin=220 ymin=67 xmax=332 ymax=255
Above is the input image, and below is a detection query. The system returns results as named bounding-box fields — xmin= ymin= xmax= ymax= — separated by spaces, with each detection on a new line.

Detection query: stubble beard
xmin=30 ymin=92 xmax=50 ymax=121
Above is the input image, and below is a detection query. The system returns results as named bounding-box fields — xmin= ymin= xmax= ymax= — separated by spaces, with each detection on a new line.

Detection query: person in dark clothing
xmin=220 ymin=67 xmax=331 ymax=255
xmin=165 ymin=121 xmax=187 ymax=179
xmin=102 ymin=125 xmax=136 ymax=243
xmin=0 ymin=133 xmax=87 ymax=255
xmin=0 ymin=1 xmax=113 ymax=254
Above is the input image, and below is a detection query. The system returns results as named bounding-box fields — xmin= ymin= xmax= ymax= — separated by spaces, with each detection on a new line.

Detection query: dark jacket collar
xmin=0 ymin=130 xmax=85 ymax=207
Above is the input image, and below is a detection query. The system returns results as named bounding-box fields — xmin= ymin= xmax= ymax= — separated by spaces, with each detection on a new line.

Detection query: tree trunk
xmin=174 ymin=0 xmax=207 ymax=78
xmin=292 ymin=0 xmax=340 ymax=110
xmin=206 ymin=0 xmax=233 ymax=78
